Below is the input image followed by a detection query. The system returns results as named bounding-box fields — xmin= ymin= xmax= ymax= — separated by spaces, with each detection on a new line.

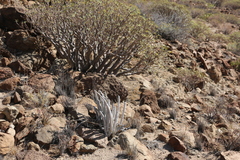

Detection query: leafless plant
xmin=27 ymin=0 xmax=156 ymax=76
xmin=93 ymin=90 xmax=126 ymax=137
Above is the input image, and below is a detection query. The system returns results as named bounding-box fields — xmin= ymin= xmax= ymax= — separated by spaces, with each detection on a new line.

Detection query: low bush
xmin=27 ymin=0 xmax=157 ymax=76
xmin=222 ymin=0 xmax=240 ymax=10
xmin=138 ymin=0 xmax=192 ymax=42
xmin=175 ymin=68 xmax=205 ymax=92
xmin=206 ymin=0 xmax=225 ymax=7
xmin=230 ymin=58 xmax=240 ymax=71
xmin=190 ymin=20 xmax=213 ymax=41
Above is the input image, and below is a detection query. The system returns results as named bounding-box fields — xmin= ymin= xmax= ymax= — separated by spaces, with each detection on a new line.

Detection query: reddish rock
xmin=167 ymin=152 xmax=190 ymax=160
xmin=13 ymin=91 xmax=21 ymax=103
xmin=99 ymin=75 xmax=128 ymax=102
xmin=0 ymin=47 xmax=13 ymax=58
xmin=0 ymin=7 xmax=27 ymax=31
xmin=28 ymin=73 xmax=55 ymax=92
xmin=156 ymin=133 xmax=169 ymax=143
xmin=168 ymin=136 xmax=187 ymax=152
xmin=1 ymin=57 xmax=11 ymax=67
xmin=140 ymin=90 xmax=160 ymax=113
xmin=6 ymin=29 xmax=37 ymax=51
xmin=141 ymin=124 xmax=154 ymax=133
xmin=15 ymin=127 xmax=30 ymax=141
xmin=8 ymin=60 xmax=33 ymax=75
xmin=0 ymin=77 xmax=20 ymax=91
xmin=68 ymin=135 xmax=84 ymax=155
xmin=2 ymin=96 xmax=11 ymax=105
xmin=0 ymin=67 xmax=14 ymax=79
xmin=207 ymin=66 xmax=222 ymax=83
xmin=0 ymin=120 xmax=10 ymax=132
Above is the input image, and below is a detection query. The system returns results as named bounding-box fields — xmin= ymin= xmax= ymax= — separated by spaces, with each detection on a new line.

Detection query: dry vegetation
xmin=0 ymin=0 xmax=240 ymax=159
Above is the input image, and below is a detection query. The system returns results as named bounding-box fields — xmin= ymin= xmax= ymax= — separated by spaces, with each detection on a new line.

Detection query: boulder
xmin=6 ymin=29 xmax=37 ymax=51
xmin=0 ymin=77 xmax=20 ymax=91
xmin=167 ymin=152 xmax=190 ymax=160
xmin=140 ymin=89 xmax=160 ymax=113
xmin=0 ymin=47 xmax=13 ymax=59
xmin=28 ymin=73 xmax=55 ymax=92
xmin=219 ymin=151 xmax=240 ymax=160
xmin=76 ymin=97 xmax=97 ymax=117
xmin=2 ymin=106 xmax=19 ymax=122
xmin=0 ymin=7 xmax=28 ymax=31
xmin=1 ymin=57 xmax=11 ymax=67
xmin=118 ymin=131 xmax=154 ymax=160
xmin=168 ymin=136 xmax=186 ymax=152
xmin=141 ymin=124 xmax=154 ymax=133
xmin=80 ymin=144 xmax=98 ymax=154
xmin=0 ymin=67 xmax=14 ymax=80
xmin=170 ymin=131 xmax=196 ymax=148
xmin=76 ymin=127 xmax=108 ymax=148
xmin=8 ymin=60 xmax=33 ymax=75
xmin=2 ymin=96 xmax=11 ymax=105
xmin=99 ymin=75 xmax=128 ymax=102
xmin=68 ymin=135 xmax=84 ymax=155
xmin=0 ymin=120 xmax=10 ymax=132
xmin=207 ymin=66 xmax=222 ymax=83
xmin=35 ymin=125 xmax=58 ymax=145
xmin=49 ymin=103 xmax=65 ymax=114
xmin=0 ymin=132 xmax=15 ymax=155
xmin=138 ymin=104 xmax=154 ymax=117
xmin=27 ymin=142 xmax=40 ymax=151
xmin=16 ymin=150 xmax=52 ymax=160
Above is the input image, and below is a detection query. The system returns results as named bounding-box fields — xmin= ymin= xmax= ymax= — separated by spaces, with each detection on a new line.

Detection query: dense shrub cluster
xmin=137 ymin=0 xmax=192 ymax=42
xmin=27 ymin=0 xmax=157 ymax=76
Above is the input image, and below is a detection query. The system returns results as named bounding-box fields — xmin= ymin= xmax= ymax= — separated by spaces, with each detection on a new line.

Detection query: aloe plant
xmin=93 ymin=90 xmax=126 ymax=137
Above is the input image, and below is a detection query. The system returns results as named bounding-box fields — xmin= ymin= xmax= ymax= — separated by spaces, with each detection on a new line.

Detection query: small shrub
xmin=190 ymin=8 xmax=205 ymax=18
xmin=55 ymin=71 xmax=75 ymax=98
xmin=139 ymin=1 xmax=192 ymax=41
xmin=27 ymin=0 xmax=156 ymax=76
xmin=230 ymin=58 xmax=240 ymax=71
xmin=210 ymin=33 xmax=229 ymax=43
xmin=222 ymin=0 xmax=240 ymax=10
xmin=157 ymin=95 xmax=175 ymax=109
xmin=175 ymin=68 xmax=205 ymax=92
xmin=190 ymin=19 xmax=211 ymax=41
xmin=196 ymin=118 xmax=207 ymax=133
xmin=206 ymin=0 xmax=225 ymax=7
xmin=207 ymin=13 xmax=226 ymax=27
xmin=30 ymin=90 xmax=50 ymax=108
xmin=228 ymin=42 xmax=240 ymax=55
xmin=168 ymin=108 xmax=177 ymax=119
xmin=224 ymin=14 xmax=240 ymax=25
xmin=218 ymin=126 xmax=240 ymax=151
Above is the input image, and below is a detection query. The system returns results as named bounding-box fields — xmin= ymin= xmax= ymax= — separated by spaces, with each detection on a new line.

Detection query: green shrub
xmin=207 ymin=13 xmax=226 ymax=27
xmin=222 ymin=0 xmax=240 ymax=10
xmin=228 ymin=31 xmax=240 ymax=55
xmin=27 ymin=0 xmax=156 ymax=76
xmin=228 ymin=42 xmax=240 ymax=55
xmin=224 ymin=14 xmax=240 ymax=25
xmin=190 ymin=8 xmax=205 ymax=18
xmin=175 ymin=68 xmax=205 ymax=92
xmin=230 ymin=58 xmax=240 ymax=71
xmin=190 ymin=20 xmax=212 ymax=41
xmin=206 ymin=0 xmax=225 ymax=7
xmin=139 ymin=1 xmax=192 ymax=41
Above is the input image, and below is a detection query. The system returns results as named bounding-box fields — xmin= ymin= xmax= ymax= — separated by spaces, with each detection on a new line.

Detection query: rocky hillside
xmin=0 ymin=0 xmax=240 ymax=160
